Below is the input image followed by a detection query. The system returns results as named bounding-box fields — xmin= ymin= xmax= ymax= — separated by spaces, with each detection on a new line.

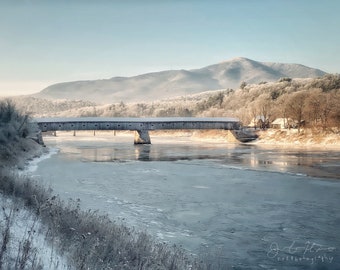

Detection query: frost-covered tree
xmin=285 ymin=91 xmax=308 ymax=133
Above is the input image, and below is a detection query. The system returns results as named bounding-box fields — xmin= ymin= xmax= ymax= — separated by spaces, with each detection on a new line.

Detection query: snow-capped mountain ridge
xmin=34 ymin=57 xmax=326 ymax=103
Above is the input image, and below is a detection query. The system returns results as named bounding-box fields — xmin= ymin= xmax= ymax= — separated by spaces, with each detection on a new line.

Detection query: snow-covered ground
xmin=0 ymin=197 xmax=70 ymax=269
xmin=255 ymin=129 xmax=340 ymax=148
xmin=1 ymin=145 xmax=70 ymax=269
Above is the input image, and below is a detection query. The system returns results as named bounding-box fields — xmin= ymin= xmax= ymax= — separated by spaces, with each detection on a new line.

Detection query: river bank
xmin=0 ymin=138 xmax=68 ymax=269
xmin=185 ymin=128 xmax=340 ymax=148
xmin=0 ymin=136 xmax=45 ymax=170
xmin=253 ymin=128 xmax=340 ymax=149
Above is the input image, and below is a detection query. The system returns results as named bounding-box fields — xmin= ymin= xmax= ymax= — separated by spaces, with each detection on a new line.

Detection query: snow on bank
xmin=1 ymin=144 xmax=69 ymax=269
xmin=253 ymin=129 xmax=340 ymax=149
xmin=22 ymin=147 xmax=59 ymax=175
xmin=0 ymin=197 xmax=70 ymax=269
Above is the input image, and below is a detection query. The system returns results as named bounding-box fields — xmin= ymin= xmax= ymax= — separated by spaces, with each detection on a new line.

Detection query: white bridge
xmin=35 ymin=117 xmax=247 ymax=144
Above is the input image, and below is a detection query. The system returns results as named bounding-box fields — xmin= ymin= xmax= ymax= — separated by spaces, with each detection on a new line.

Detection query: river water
xmin=30 ymin=133 xmax=340 ymax=269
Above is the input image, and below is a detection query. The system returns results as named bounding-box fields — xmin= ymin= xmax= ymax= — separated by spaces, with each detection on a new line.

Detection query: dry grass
xmin=256 ymin=128 xmax=340 ymax=147
xmin=0 ymin=195 xmax=45 ymax=270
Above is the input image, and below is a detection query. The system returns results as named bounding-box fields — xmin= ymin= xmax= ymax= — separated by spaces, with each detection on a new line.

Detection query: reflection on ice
xmin=44 ymin=135 xmax=340 ymax=178
xmin=134 ymin=145 xmax=151 ymax=160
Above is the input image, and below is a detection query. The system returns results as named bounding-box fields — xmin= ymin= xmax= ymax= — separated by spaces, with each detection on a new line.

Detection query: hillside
xmin=34 ymin=57 xmax=326 ymax=103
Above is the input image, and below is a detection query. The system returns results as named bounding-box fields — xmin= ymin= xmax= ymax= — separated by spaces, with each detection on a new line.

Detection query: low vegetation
xmin=0 ymin=101 xmax=215 ymax=269
xmin=0 ymin=100 xmax=42 ymax=169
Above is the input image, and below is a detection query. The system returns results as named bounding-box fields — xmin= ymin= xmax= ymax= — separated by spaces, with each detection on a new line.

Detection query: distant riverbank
xmin=166 ymin=128 xmax=340 ymax=148
xmin=253 ymin=128 xmax=340 ymax=149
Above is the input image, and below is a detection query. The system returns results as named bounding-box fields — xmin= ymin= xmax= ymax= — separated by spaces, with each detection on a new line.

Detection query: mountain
xmin=34 ymin=57 xmax=326 ymax=103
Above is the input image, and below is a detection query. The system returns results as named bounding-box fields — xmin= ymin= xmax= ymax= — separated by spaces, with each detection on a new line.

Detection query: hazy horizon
xmin=1 ymin=0 xmax=340 ymax=96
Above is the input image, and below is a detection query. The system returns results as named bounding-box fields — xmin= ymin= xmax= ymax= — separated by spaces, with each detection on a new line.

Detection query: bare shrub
xmin=0 ymin=204 xmax=13 ymax=268
xmin=41 ymin=197 xmax=206 ymax=269
xmin=0 ymin=100 xmax=41 ymax=168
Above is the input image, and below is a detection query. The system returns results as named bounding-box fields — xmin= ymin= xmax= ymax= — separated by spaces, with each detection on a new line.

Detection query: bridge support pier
xmin=134 ymin=130 xmax=151 ymax=144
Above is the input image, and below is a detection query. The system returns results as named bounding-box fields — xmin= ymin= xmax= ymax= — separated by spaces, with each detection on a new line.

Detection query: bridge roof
xmin=34 ymin=117 xmax=239 ymax=123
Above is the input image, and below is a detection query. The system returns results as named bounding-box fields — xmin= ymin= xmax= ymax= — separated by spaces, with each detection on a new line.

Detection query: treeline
xmin=9 ymin=74 xmax=340 ymax=132
xmin=9 ymin=96 xmax=97 ymax=117
xmin=237 ymin=75 xmax=340 ymax=131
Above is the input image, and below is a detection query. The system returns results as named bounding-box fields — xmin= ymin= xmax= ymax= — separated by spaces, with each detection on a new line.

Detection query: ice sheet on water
xmin=20 ymin=147 xmax=59 ymax=175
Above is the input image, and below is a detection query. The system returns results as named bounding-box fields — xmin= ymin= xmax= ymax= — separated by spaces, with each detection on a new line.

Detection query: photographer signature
xmin=267 ymin=241 xmax=336 ymax=264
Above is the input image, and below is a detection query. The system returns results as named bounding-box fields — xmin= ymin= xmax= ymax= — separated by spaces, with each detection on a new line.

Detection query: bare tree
xmin=304 ymin=88 xmax=323 ymax=127
xmin=258 ymin=94 xmax=272 ymax=129
xmin=249 ymin=103 xmax=258 ymax=129
xmin=285 ymin=91 xmax=308 ymax=133
xmin=305 ymin=89 xmax=340 ymax=130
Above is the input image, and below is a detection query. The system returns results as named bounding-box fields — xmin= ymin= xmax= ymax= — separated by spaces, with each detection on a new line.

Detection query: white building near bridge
xmin=271 ymin=118 xmax=297 ymax=129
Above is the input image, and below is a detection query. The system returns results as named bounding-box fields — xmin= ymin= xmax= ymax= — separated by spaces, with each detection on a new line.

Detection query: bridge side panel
xmin=37 ymin=120 xmax=241 ymax=132
xmin=144 ymin=121 xmax=240 ymax=130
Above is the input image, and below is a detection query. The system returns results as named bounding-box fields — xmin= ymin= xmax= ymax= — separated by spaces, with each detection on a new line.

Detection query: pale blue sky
xmin=1 ymin=0 xmax=339 ymax=96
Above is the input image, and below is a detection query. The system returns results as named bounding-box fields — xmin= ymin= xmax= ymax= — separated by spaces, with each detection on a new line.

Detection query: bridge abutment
xmin=134 ymin=130 xmax=151 ymax=144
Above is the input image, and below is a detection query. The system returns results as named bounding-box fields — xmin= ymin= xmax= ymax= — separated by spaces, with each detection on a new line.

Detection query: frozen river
xmin=30 ymin=133 xmax=340 ymax=269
